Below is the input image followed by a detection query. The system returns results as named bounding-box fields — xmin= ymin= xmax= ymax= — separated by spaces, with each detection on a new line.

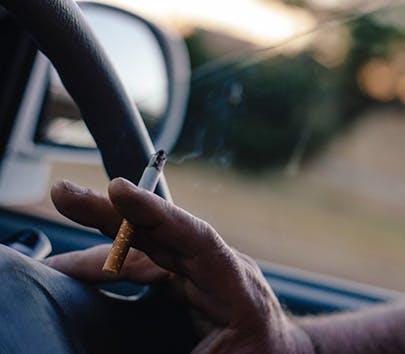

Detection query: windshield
xmin=1 ymin=0 xmax=405 ymax=291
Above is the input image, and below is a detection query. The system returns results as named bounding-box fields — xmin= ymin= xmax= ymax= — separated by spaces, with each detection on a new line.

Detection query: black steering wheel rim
xmin=0 ymin=0 xmax=171 ymax=200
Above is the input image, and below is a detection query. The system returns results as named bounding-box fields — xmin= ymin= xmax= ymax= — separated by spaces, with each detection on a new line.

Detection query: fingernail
xmin=110 ymin=177 xmax=137 ymax=189
xmin=61 ymin=180 xmax=87 ymax=194
xmin=111 ymin=177 xmax=131 ymax=185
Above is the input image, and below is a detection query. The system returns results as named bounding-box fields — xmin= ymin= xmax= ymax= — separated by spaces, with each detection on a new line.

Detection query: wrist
xmin=259 ymin=310 xmax=315 ymax=354
xmin=264 ymin=311 xmax=315 ymax=354
xmin=286 ymin=321 xmax=316 ymax=354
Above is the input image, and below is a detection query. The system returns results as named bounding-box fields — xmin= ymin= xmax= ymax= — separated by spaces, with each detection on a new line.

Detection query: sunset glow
xmin=87 ymin=0 xmax=316 ymax=47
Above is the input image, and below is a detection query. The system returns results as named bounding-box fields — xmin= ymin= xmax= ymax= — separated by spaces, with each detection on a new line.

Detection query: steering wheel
xmin=1 ymin=0 xmax=171 ymax=199
xmin=0 ymin=0 xmax=195 ymax=352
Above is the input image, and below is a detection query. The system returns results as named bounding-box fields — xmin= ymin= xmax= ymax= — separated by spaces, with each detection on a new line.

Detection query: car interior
xmin=0 ymin=0 xmax=404 ymax=353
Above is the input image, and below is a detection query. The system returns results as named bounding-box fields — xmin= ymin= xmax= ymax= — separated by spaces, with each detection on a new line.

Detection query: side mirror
xmin=8 ymin=2 xmax=190 ymax=163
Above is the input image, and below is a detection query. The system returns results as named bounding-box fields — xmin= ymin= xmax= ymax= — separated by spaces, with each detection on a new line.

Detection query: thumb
xmin=42 ymin=244 xmax=169 ymax=284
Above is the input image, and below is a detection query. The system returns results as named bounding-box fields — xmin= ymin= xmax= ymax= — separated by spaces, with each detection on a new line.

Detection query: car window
xmin=1 ymin=0 xmax=405 ymax=292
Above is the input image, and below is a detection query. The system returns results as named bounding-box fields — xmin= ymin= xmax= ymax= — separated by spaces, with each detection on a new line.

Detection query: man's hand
xmin=44 ymin=178 xmax=313 ymax=354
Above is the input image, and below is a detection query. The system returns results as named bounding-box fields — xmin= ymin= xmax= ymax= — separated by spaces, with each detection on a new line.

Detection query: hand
xmin=44 ymin=178 xmax=313 ymax=354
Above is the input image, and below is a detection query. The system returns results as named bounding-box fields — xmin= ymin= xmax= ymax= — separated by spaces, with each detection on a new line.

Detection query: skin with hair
xmin=44 ymin=178 xmax=405 ymax=353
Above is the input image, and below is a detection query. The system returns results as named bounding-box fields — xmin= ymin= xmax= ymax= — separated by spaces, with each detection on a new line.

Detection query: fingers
xmin=51 ymin=179 xmax=243 ymax=310
xmin=42 ymin=244 xmax=169 ymax=284
xmin=108 ymin=178 xmax=227 ymax=258
xmin=109 ymin=178 xmax=243 ymax=303
xmin=50 ymin=178 xmax=264 ymax=327
xmin=51 ymin=178 xmax=222 ymax=261
xmin=51 ymin=180 xmax=122 ymax=236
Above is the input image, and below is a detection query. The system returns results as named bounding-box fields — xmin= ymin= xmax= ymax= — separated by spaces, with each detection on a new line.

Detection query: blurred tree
xmin=175 ymin=11 xmax=405 ymax=171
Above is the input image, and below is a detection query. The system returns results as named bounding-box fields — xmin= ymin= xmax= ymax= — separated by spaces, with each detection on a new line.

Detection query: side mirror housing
xmin=7 ymin=2 xmax=190 ymax=165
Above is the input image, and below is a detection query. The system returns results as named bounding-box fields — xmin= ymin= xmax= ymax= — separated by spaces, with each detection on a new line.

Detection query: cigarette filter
xmin=102 ymin=150 xmax=166 ymax=274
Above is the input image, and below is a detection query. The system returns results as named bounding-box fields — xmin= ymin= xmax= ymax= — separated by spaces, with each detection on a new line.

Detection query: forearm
xmin=294 ymin=301 xmax=405 ymax=354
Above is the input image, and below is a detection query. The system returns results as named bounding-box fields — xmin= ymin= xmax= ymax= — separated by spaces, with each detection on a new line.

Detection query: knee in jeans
xmin=0 ymin=244 xmax=32 ymax=273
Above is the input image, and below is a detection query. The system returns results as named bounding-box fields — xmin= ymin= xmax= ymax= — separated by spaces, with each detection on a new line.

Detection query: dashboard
xmin=0 ymin=207 xmax=401 ymax=316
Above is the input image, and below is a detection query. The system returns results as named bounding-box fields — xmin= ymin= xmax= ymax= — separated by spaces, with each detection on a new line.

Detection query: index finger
xmin=109 ymin=178 xmax=224 ymax=258
xmin=51 ymin=180 xmax=122 ymax=236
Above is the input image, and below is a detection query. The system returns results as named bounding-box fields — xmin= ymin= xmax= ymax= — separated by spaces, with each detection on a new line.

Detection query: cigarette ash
xmin=151 ymin=149 xmax=167 ymax=171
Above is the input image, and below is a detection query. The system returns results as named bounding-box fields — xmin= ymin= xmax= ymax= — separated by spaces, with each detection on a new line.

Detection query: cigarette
xmin=102 ymin=150 xmax=167 ymax=274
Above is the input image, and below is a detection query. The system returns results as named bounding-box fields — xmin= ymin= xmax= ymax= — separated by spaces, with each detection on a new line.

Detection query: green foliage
xmin=350 ymin=16 xmax=404 ymax=61
xmin=175 ymin=13 xmax=405 ymax=170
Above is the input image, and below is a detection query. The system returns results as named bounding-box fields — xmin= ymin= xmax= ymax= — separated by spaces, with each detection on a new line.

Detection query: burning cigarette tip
xmin=150 ymin=149 xmax=166 ymax=170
